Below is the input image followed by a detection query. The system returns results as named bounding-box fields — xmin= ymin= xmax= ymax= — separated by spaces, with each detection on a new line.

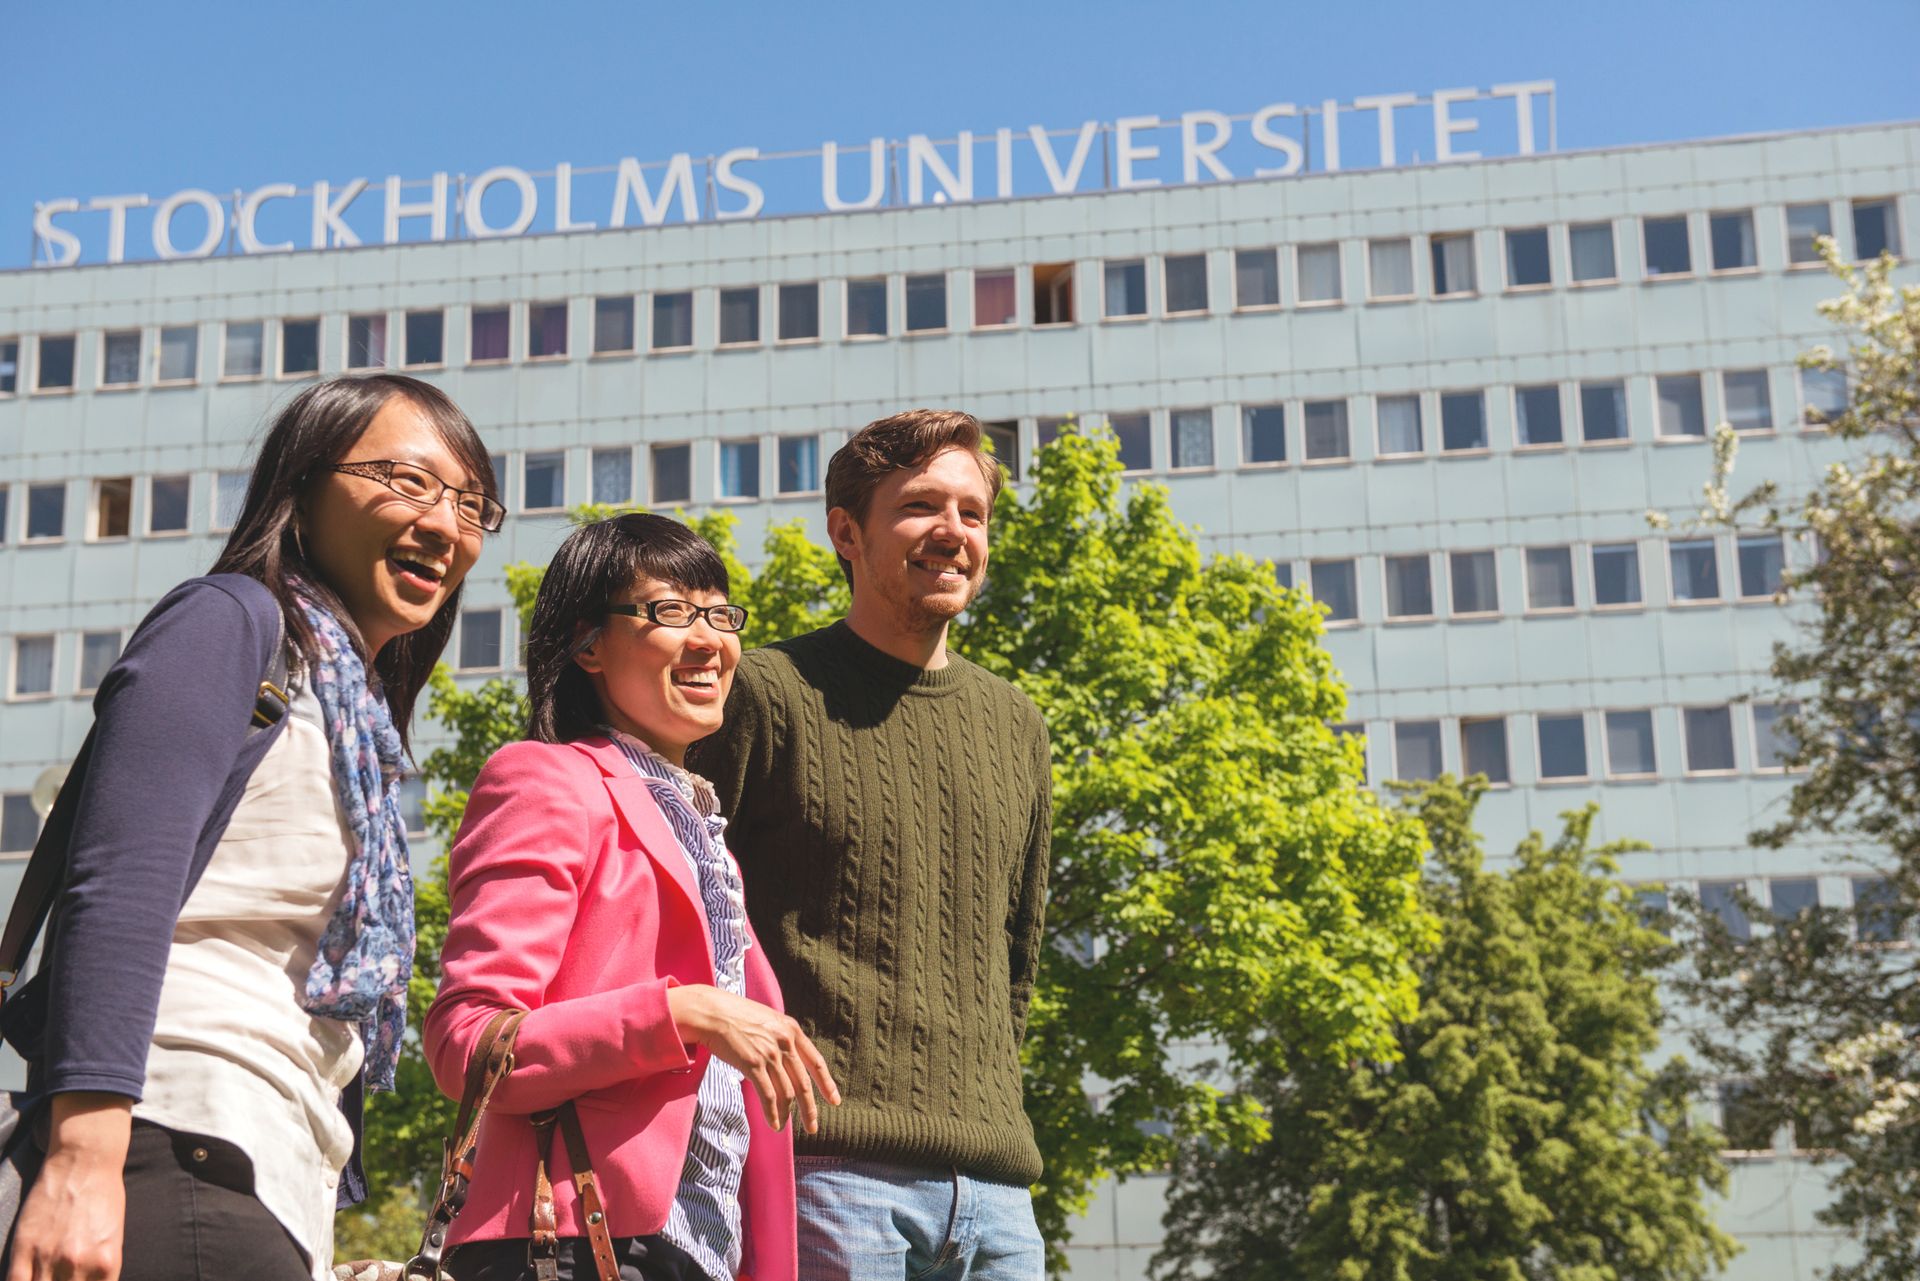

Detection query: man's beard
xmin=895 ymin=568 xmax=986 ymax=634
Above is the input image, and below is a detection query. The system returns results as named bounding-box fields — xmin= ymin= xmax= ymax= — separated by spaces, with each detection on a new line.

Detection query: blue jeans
xmin=794 ymin=1158 xmax=1045 ymax=1281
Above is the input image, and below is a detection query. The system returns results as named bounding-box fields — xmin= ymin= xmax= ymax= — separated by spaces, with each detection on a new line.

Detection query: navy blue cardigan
xmin=27 ymin=574 xmax=366 ymax=1204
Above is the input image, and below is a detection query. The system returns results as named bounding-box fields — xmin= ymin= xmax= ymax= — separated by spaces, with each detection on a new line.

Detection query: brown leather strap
xmin=405 ymin=1007 xmax=528 ymax=1280
xmin=527 ymin=1101 xmax=618 ymax=1281
xmin=528 ymin=1110 xmax=562 ymax=1281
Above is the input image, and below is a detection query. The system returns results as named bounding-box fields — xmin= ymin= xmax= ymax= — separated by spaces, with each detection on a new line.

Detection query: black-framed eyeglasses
xmin=607 ymin=600 xmax=749 ymax=632
xmin=327 ymin=459 xmax=505 ymax=532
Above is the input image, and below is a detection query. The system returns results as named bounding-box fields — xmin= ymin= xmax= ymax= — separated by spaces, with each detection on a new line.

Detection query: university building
xmin=1 ymin=114 xmax=1915 ymax=1279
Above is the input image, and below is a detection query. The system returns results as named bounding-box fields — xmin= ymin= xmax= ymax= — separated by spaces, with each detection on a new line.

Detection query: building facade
xmin=2 ymin=121 xmax=1915 ymax=1279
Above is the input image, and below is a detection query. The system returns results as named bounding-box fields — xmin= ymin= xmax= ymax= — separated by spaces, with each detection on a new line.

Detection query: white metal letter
xmin=611 ymin=154 xmax=700 ymax=226
xmin=152 ymin=189 xmax=225 ymax=260
xmin=1320 ymin=99 xmax=1342 ymax=172
xmin=463 ymin=166 xmax=538 ymax=237
xmin=820 ymin=139 xmax=887 ymax=212
xmin=237 ymin=183 xmax=296 ymax=254
xmin=311 ymin=179 xmax=367 ymax=249
xmin=1251 ymin=104 xmax=1304 ymax=176
xmin=1492 ymin=80 xmax=1554 ymax=154
xmin=32 ymin=199 xmax=82 ymax=267
xmin=1115 ymin=116 xmax=1163 ymax=189
xmin=1029 ymin=122 xmax=1100 ymax=194
xmin=995 ymin=128 xmax=1015 ymax=198
xmin=714 ymin=148 xmax=765 ymax=220
xmin=384 ymin=172 xmax=449 ymax=244
xmin=554 ymin=162 xmax=596 ymax=231
xmin=908 ymin=132 xmax=973 ymax=204
xmin=1180 ymin=111 xmax=1233 ymax=183
xmin=1431 ymin=87 xmax=1482 ymax=162
xmin=86 ymin=194 xmax=150 ymax=263
xmin=1352 ymin=93 xmax=1418 ymax=166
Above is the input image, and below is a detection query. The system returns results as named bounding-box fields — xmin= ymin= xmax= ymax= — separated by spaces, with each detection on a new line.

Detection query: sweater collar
xmin=826 ymin=619 xmax=969 ymax=696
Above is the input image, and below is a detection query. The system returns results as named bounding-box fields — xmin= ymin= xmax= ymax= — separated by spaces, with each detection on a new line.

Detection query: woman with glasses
xmin=424 ymin=512 xmax=838 ymax=1281
xmin=6 ymin=375 xmax=499 ymax=1281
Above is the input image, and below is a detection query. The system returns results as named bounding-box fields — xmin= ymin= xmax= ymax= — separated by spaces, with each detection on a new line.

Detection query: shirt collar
xmin=601 ymin=726 xmax=721 ymax=818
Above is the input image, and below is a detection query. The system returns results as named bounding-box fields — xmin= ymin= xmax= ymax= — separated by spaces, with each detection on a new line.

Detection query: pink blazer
xmin=423 ymin=737 xmax=796 ymax=1281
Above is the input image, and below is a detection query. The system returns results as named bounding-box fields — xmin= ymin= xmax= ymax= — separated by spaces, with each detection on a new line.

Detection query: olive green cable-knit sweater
xmin=687 ymin=620 xmax=1051 ymax=1184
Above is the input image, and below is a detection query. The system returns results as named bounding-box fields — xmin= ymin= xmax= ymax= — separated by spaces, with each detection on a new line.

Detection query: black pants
xmin=120 ymin=1120 xmax=308 ymax=1281
xmin=447 ymin=1233 xmax=711 ymax=1281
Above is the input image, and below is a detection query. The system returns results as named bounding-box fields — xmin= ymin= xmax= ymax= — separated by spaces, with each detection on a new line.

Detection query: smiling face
xmin=299 ymin=396 xmax=486 ymax=655
xmin=573 ymin=578 xmax=741 ymax=765
xmin=830 ymin=446 xmax=992 ymax=634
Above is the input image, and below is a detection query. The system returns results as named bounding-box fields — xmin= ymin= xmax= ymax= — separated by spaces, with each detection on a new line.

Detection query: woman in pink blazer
xmin=424 ymin=513 xmax=838 ymax=1281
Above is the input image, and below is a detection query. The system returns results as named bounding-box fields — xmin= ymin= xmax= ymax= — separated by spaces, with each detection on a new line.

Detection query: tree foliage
xmin=1667 ymin=243 xmax=1920 ymax=1280
xmin=1155 ymin=778 xmax=1736 ymax=1281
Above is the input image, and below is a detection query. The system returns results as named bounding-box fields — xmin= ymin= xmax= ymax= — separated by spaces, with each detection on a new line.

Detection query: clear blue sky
xmin=3 ymin=0 xmax=1916 ymax=269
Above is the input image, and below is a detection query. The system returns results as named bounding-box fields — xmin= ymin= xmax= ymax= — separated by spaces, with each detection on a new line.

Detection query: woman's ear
xmin=571 ymin=622 xmax=604 ymax=674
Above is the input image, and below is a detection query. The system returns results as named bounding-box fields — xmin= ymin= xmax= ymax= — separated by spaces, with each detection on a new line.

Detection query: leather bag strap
xmin=405 ymin=1007 xmax=528 ymax=1280
xmin=528 ymin=1101 xmax=619 ymax=1281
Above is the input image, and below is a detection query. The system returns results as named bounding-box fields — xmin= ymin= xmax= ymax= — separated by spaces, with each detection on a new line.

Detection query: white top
xmin=133 ymin=679 xmax=364 ymax=1279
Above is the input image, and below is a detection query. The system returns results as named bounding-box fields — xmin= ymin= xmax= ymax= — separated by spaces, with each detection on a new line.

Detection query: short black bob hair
xmin=525 ymin=512 xmax=731 ymax=744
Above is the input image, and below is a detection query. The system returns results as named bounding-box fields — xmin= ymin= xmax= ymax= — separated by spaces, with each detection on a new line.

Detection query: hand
xmin=666 ymin=985 xmax=841 ymax=1133
xmin=6 ymin=1093 xmax=132 ymax=1281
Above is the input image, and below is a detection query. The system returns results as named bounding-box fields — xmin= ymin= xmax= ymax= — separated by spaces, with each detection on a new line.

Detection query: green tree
xmin=1154 ymin=778 xmax=1737 ymax=1281
xmin=1664 ymin=243 xmax=1920 ymax=1280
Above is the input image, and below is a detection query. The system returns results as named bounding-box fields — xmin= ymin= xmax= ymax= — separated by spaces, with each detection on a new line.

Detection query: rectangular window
xmin=470 ymin=311 xmax=510 ymax=364
xmin=1273 ymin=563 xmax=1294 ymax=590
xmin=593 ymin=296 xmax=636 ymax=354
xmin=719 ymin=439 xmax=762 ymax=499
xmin=522 ymin=451 xmax=566 ymax=511
xmin=280 ymin=318 xmax=320 ymax=376
xmin=1036 ymin=417 xmax=1070 ymax=451
xmin=1853 ymin=877 xmax=1901 ymax=944
xmin=718 ymin=287 xmax=761 ymax=346
xmin=1296 ymin=243 xmax=1342 ymax=304
xmin=1460 ymin=717 xmax=1510 ymax=784
xmin=212 ymin=471 xmax=247 ymax=531
xmin=398 ymin=775 xmax=429 ymax=837
xmin=0 ymin=489 xmax=7 ymax=544
xmin=1670 ymin=539 xmax=1721 ymax=602
xmin=590 ymin=447 xmax=631 ymax=506
xmin=1537 ymin=713 xmax=1589 ymax=780
xmin=11 ymin=636 xmax=54 ymax=698
xmin=970 ymin=272 xmax=1015 ymax=329
xmin=156 ymin=324 xmax=198 ymax=384
xmin=1700 ymin=884 xmax=1753 ymax=944
xmin=982 ymin=421 xmax=1018 ymax=481
xmin=1449 ymin=550 xmax=1499 ymax=616
xmin=101 ymin=330 xmax=141 ymax=387
xmin=1 ymin=795 xmax=39 ymax=854
xmin=148 ymin=474 xmax=190 ymax=534
xmin=529 ymin=302 xmax=568 ymax=359
xmin=26 ymin=483 xmax=65 ymax=541
xmin=1376 ymin=395 xmax=1423 ymax=456
xmin=1656 ymin=374 xmax=1707 ymax=438
xmin=489 ymin=454 xmax=509 ymax=511
xmin=1752 ymin=702 xmax=1800 ymax=772
xmin=1786 ymin=202 xmax=1833 ymax=265
xmin=459 ymin=609 xmax=503 ymax=671
xmin=1770 ymin=878 xmax=1819 ymax=922
xmin=1710 ymin=210 xmax=1758 ymax=272
xmin=1737 ymin=533 xmax=1785 ymax=599
xmin=77 ymin=631 xmax=121 ymax=693
xmin=651 ymin=292 xmax=694 ymax=350
xmin=404 ymin=310 xmax=444 ymax=367
xmin=1579 ymin=380 xmax=1629 ymax=443
xmin=1505 ymin=227 xmax=1551 ymax=288
xmin=1592 ymin=543 xmax=1643 ymax=608
xmin=1169 ymin=408 xmax=1214 ymax=470
xmin=1801 ymin=367 xmax=1848 ymax=427
xmin=1243 ymin=404 xmax=1286 ymax=465
xmin=1110 ymin=413 xmax=1151 ymax=472
xmin=223 ymin=322 xmax=264 ymax=379
xmin=1642 ymin=216 xmax=1692 ymax=277
xmin=1723 ymin=369 xmax=1774 ymax=434
xmin=36 ymin=335 xmax=76 ymax=391
xmin=0 ymin=338 xmax=17 ymax=394
xmin=778 ymin=435 xmax=821 ymax=494
xmin=1309 ymin=559 xmax=1359 ymax=623
xmin=1524 ymin=546 xmax=1576 ymax=611
xmin=1605 ymin=709 xmax=1658 ymax=778
xmin=1384 ymin=555 xmax=1434 ymax=620
xmin=1569 ymin=221 xmax=1617 ymax=283
xmin=779 ymin=282 xmax=822 ymax=340
xmin=1429 ymin=233 xmax=1476 ymax=297
xmin=1164 ymin=254 xmax=1209 ymax=314
xmin=650 ymin=443 xmax=692 ymax=505
xmin=1684 ymin=706 xmax=1738 ymax=773
xmin=1852 ymin=198 xmax=1901 ymax=260
xmin=91 ymin=477 xmax=132 ymax=540
xmin=1514 ymin=384 xmax=1564 ymax=446
xmin=905 ymin=273 xmax=947 ymax=332
xmin=1394 ymin=720 xmax=1443 ymax=782
xmin=1439 ymin=391 xmax=1487 ymax=453
xmin=1032 ymin=262 xmax=1075 ymax=325
xmin=1368 ymin=238 xmax=1415 ymax=300
xmin=846 ymin=277 xmax=888 ymax=337
xmin=347 ymin=314 xmax=387 ymax=369
xmin=1103 ymin=260 xmax=1148 ymax=318
xmin=1303 ymin=400 xmax=1350 ymax=462
xmin=1233 ymin=249 xmax=1280 ymax=309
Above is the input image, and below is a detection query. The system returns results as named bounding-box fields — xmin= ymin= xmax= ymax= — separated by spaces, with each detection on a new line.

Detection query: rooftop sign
xmin=30 ymin=82 xmax=1554 ymax=269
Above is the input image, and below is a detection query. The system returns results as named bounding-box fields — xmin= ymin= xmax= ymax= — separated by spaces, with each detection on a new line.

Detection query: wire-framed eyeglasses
xmin=327 ymin=460 xmax=505 ymax=532
xmin=607 ymin=600 xmax=749 ymax=632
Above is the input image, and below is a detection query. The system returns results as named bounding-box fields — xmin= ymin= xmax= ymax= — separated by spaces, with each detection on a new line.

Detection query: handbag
xmin=379 ymin=1007 xmax=621 ymax=1281
xmin=0 ymin=625 xmax=290 ymax=1237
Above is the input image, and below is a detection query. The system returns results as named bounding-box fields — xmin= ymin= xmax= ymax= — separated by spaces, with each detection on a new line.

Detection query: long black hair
xmin=209 ymin=374 xmax=496 ymax=752
xmin=525 ymin=512 xmax=730 ymax=744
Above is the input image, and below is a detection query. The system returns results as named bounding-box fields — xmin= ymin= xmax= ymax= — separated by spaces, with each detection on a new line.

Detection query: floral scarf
xmin=294 ymin=589 xmax=414 ymax=1091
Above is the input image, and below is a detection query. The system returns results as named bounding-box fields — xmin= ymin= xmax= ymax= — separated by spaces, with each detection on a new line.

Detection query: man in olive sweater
xmin=689 ymin=409 xmax=1051 ymax=1279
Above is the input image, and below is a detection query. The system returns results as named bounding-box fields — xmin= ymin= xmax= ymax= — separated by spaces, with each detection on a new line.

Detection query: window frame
xmin=1566 ymin=220 xmax=1619 ymax=287
xmin=154 ymin=324 xmax=200 ymax=386
xmin=903 ymin=272 xmax=950 ymax=335
xmin=527 ymin=300 xmax=571 ymax=362
xmin=1381 ymin=552 xmax=1437 ymax=624
xmin=649 ymin=291 xmax=696 ymax=353
xmin=11 ymin=634 xmax=59 ymax=701
xmin=1534 ymin=711 xmax=1592 ymax=783
xmin=1166 ymin=407 xmax=1216 ymax=472
xmin=591 ymin=295 xmax=639 ymax=356
xmin=0 ymin=335 xmax=20 ymax=398
xmin=87 ymin=476 xmax=134 ymax=543
xmin=1373 ymin=393 xmax=1426 ymax=459
xmin=1365 ymin=237 xmax=1417 ymax=303
xmin=1428 ymin=231 xmax=1479 ymax=299
xmin=1240 ymin=403 xmax=1288 ymax=468
xmin=1577 ymin=378 xmax=1631 ymax=447
xmin=520 ymin=450 xmax=568 ymax=513
xmin=402 ymin=308 xmax=446 ymax=370
xmin=1640 ymin=213 xmax=1695 ymax=281
xmin=1101 ymin=258 xmax=1150 ymax=322
xmin=648 ymin=441 xmax=696 ymax=506
xmin=776 ymin=433 xmax=823 ymax=496
xmin=715 ymin=437 xmax=765 ymax=501
xmin=1459 ymin=715 xmax=1512 ymax=786
xmin=345 ymin=311 xmax=390 ymax=371
xmin=588 ymin=446 xmax=634 ymax=507
xmin=1437 ymin=388 xmax=1490 ymax=456
xmin=1602 ymin=708 xmax=1660 ymax=780
xmin=1681 ymin=704 xmax=1741 ymax=776
xmin=456 ymin=608 xmax=507 ymax=674
xmin=1750 ymin=701 xmax=1802 ymax=774
xmin=1162 ymin=252 xmax=1210 ymax=317
xmin=210 ymin=469 xmax=248 ymax=533
xmin=1502 ymin=226 xmax=1553 ymax=291
xmin=75 ymin=629 xmax=124 ymax=696
xmin=843 ymin=276 xmax=890 ymax=340
xmin=716 ymin=286 xmax=764 ymax=349
xmin=1784 ymin=201 xmax=1836 ymax=269
xmin=23 ymin=481 xmax=67 ymax=544
xmin=277 ymin=316 xmax=322 ymax=380
xmin=1722 ymin=368 xmax=1776 ymax=437
xmin=1308 ymin=558 xmax=1360 ymax=627
xmin=1522 ymin=544 xmax=1579 ymax=615
xmin=34 ymin=334 xmax=78 ymax=394
xmin=1708 ymin=208 xmax=1760 ymax=275
xmin=1590 ymin=541 xmax=1645 ymax=612
xmin=219 ymin=321 xmax=266 ymax=383
xmin=1735 ymin=532 xmax=1787 ymax=601
xmin=1231 ymin=247 xmax=1282 ymax=312
xmin=1030 ymin=262 xmax=1076 ymax=327
xmin=98 ymin=328 xmax=144 ymax=391
xmin=1106 ymin=411 xmax=1154 ymax=475
xmin=777 ymin=281 xmax=825 ymax=343
xmin=1391 ymin=719 xmax=1445 ymax=783
xmin=968 ymin=270 xmax=1017 ymax=331
xmin=1294 ymin=242 xmax=1344 ymax=307
xmin=1654 ymin=372 xmax=1709 ymax=441
xmin=1446 ymin=548 xmax=1501 ymax=619
xmin=1512 ymin=382 xmax=1567 ymax=450
xmin=1667 ymin=537 xmax=1723 ymax=606
xmin=1300 ymin=398 xmax=1352 ymax=465
xmin=1850 ymin=196 xmax=1903 ymax=262
xmin=145 ymin=473 xmax=192 ymax=538
xmin=1799 ymin=365 xmax=1849 ymax=430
